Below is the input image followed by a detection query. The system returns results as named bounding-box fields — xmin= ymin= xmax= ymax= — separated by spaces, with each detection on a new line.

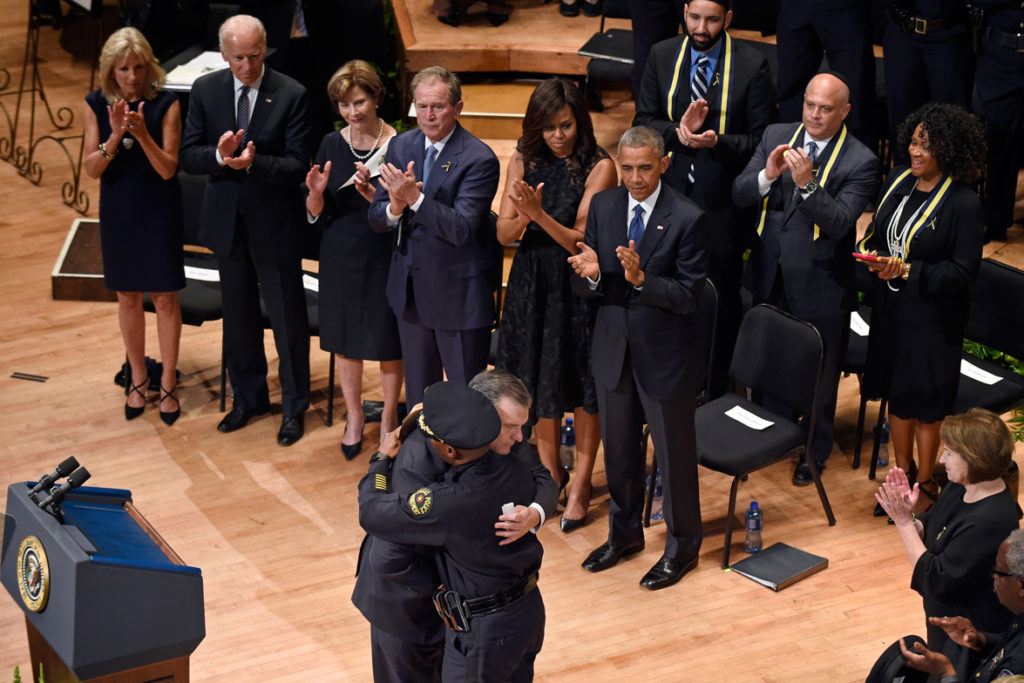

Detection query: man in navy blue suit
xmin=368 ymin=66 xmax=500 ymax=407
xmin=180 ymin=14 xmax=311 ymax=446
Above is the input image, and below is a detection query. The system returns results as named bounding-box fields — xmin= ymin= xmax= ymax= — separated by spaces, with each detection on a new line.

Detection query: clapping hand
xmin=306 ymin=161 xmax=331 ymax=196
xmin=567 ymin=242 xmax=599 ymax=280
xmin=676 ymin=100 xmax=717 ymax=149
xmin=352 ymin=161 xmax=375 ymax=203
xmin=874 ymin=466 xmax=918 ymax=526
xmin=765 ymin=144 xmax=792 ymax=181
xmin=378 ymin=160 xmax=422 ymax=213
xmin=508 ymin=179 xmax=543 ymax=224
xmin=783 ymin=146 xmax=815 ymax=188
xmin=107 ymin=99 xmax=131 ymax=138
xmin=929 ymin=616 xmax=986 ymax=652
xmin=616 ymin=239 xmax=644 ymax=287
xmin=124 ymin=102 xmax=149 ymax=142
xmin=897 ymin=638 xmax=957 ymax=677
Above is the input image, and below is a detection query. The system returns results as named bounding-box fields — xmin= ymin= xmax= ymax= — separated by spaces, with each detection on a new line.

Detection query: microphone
xmin=37 ymin=467 xmax=90 ymax=510
xmin=27 ymin=456 xmax=80 ymax=499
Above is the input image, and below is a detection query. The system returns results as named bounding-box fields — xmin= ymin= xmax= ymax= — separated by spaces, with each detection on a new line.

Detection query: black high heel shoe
xmin=341 ymin=420 xmax=365 ymax=460
xmin=124 ymin=366 xmax=148 ymax=421
xmin=159 ymin=385 xmax=180 ymax=426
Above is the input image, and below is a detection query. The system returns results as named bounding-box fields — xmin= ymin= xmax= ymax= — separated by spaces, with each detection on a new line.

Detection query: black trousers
xmin=597 ymin=351 xmax=701 ymax=561
xmin=975 ymin=37 xmax=1024 ymax=234
xmin=218 ymin=215 xmax=310 ymax=420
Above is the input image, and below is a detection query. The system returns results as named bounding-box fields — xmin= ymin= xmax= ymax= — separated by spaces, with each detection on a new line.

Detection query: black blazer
xmin=180 ymin=67 xmax=311 ymax=264
xmin=635 ymin=34 xmax=775 ymax=225
xmin=732 ymin=122 xmax=879 ymax=319
xmin=574 ymin=184 xmax=708 ymax=401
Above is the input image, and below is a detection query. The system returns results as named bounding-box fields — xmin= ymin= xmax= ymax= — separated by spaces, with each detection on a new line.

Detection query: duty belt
xmin=985 ymin=24 xmax=1024 ymax=51
xmin=889 ymin=4 xmax=955 ymax=34
xmin=432 ymin=573 xmax=539 ymax=633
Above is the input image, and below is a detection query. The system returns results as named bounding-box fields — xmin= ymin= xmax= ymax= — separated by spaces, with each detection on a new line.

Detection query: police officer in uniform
xmin=358 ymin=382 xmax=548 ymax=681
xmin=882 ymin=0 xmax=974 ymax=166
xmin=972 ymin=0 xmax=1024 ymax=242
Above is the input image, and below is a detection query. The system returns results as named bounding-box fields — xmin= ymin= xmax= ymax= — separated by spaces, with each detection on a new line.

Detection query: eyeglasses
xmin=991 ymin=568 xmax=1020 ymax=579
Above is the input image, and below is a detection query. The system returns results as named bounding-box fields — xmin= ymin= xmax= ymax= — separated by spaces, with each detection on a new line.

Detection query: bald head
xmin=219 ymin=15 xmax=266 ymax=87
xmin=802 ymin=73 xmax=851 ymax=141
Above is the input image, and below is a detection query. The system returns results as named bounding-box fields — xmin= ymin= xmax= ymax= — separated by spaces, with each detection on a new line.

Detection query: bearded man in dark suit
xmin=635 ymin=0 xmax=775 ymax=398
xmin=733 ymin=72 xmax=878 ymax=484
xmin=180 ymin=14 xmax=312 ymax=446
xmin=568 ymin=126 xmax=708 ymax=591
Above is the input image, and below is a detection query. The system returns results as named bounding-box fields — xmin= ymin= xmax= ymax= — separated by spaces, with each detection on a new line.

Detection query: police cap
xmin=419 ymin=381 xmax=500 ymax=450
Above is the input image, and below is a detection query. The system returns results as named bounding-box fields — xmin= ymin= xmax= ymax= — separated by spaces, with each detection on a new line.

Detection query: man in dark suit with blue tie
xmin=568 ymin=126 xmax=709 ymax=591
xmin=180 ymin=14 xmax=312 ymax=446
xmin=368 ymin=66 xmax=500 ymax=408
xmin=733 ymin=72 xmax=878 ymax=484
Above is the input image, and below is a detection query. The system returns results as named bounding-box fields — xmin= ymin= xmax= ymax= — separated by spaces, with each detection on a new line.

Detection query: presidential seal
xmin=17 ymin=536 xmax=50 ymax=612
xmin=408 ymin=487 xmax=433 ymax=517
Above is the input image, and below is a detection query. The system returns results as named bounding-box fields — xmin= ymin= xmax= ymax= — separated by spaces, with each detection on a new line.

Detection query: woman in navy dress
xmin=83 ymin=27 xmax=184 ymax=424
xmin=496 ymin=78 xmax=617 ymax=531
xmin=857 ymin=103 xmax=986 ymax=513
xmin=306 ymin=61 xmax=401 ymax=459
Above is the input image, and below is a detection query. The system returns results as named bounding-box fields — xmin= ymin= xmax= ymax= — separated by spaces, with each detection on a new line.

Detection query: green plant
xmin=963 ymin=339 xmax=1024 ymax=441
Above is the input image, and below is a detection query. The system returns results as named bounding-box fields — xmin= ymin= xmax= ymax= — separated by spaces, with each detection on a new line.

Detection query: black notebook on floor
xmin=728 ymin=542 xmax=828 ymax=591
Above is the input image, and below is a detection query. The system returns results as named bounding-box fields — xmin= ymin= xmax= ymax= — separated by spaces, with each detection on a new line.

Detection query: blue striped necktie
xmin=423 ymin=145 xmax=438 ymax=184
xmin=236 ymin=85 xmax=250 ymax=146
xmin=687 ymin=56 xmax=709 ymax=186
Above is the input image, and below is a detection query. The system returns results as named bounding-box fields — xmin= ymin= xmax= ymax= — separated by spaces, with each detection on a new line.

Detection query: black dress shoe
xmin=559 ymin=0 xmax=579 ymax=16
xmin=873 ymin=501 xmax=887 ymax=517
xmin=217 ymin=404 xmax=270 ymax=433
xmin=640 ymin=555 xmax=697 ymax=590
xmin=582 ymin=540 xmax=644 ymax=572
xmin=278 ymin=415 xmax=305 ymax=446
xmin=582 ymin=0 xmax=602 ymax=16
xmin=560 ymin=513 xmax=587 ymax=533
xmin=792 ymin=458 xmax=825 ymax=486
xmin=437 ymin=12 xmax=459 ymax=26
xmin=488 ymin=11 xmax=510 ymax=25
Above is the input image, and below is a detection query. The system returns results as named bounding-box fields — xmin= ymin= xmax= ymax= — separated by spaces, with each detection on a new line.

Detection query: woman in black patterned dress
xmin=84 ymin=27 xmax=184 ymax=424
xmin=496 ymin=78 xmax=617 ymax=532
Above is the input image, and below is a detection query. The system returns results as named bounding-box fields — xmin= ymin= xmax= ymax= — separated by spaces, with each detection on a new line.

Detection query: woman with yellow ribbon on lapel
xmin=857 ymin=103 xmax=987 ymax=515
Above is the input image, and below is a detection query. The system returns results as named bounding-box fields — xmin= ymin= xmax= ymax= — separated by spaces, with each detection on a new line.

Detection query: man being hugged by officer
xmin=357 ymin=382 xmax=546 ymax=681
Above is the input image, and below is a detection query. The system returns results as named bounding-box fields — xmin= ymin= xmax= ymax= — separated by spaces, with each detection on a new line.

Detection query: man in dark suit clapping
xmin=569 ymin=126 xmax=709 ymax=591
xmin=732 ymin=72 xmax=878 ymax=484
xmin=180 ymin=14 xmax=312 ymax=446
xmin=368 ymin=66 xmax=500 ymax=408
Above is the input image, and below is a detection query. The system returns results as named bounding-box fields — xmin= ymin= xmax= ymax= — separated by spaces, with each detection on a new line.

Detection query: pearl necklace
xmin=344 ymin=120 xmax=384 ymax=161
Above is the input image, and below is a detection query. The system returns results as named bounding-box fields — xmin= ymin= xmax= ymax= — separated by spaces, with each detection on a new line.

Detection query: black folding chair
xmin=695 ymin=304 xmax=836 ymax=567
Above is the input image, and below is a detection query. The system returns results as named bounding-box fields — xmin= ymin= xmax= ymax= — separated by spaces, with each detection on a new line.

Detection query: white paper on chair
xmin=302 ymin=273 xmax=319 ymax=292
xmin=725 ymin=406 xmax=774 ymax=430
xmin=849 ymin=312 xmax=870 ymax=337
xmin=961 ymin=358 xmax=1002 ymax=385
xmin=339 ymin=142 xmax=389 ymax=190
xmin=185 ymin=265 xmax=220 ymax=282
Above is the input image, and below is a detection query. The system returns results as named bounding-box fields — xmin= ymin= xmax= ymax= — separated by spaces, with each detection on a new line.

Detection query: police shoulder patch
xmin=407 ymin=487 xmax=433 ymax=517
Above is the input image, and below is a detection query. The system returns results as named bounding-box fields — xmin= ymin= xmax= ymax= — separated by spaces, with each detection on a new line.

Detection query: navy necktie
xmin=423 ymin=145 xmax=438 ymax=184
xmin=807 ymin=141 xmax=818 ymax=165
xmin=628 ymin=205 xmax=645 ymax=246
xmin=236 ymin=85 xmax=250 ymax=145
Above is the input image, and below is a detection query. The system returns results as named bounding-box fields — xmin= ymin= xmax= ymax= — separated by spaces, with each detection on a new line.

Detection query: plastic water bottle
xmin=744 ymin=501 xmax=763 ymax=553
xmin=559 ymin=418 xmax=575 ymax=471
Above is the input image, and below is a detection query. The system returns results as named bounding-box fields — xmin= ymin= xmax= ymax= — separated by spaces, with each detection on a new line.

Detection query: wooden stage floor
xmin=2 ymin=1 xmax=1024 ymax=681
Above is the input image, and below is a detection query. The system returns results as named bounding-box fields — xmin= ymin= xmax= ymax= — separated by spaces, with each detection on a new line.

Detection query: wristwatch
xmin=369 ymin=450 xmax=392 ymax=464
xmin=801 ymin=180 xmax=819 ymax=194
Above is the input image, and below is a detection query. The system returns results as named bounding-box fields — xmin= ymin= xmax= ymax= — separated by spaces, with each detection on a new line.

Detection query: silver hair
xmin=219 ymin=14 xmax=267 ymax=48
xmin=1006 ymin=529 xmax=1024 ymax=577
xmin=468 ymin=370 xmax=532 ymax=410
xmin=618 ymin=125 xmax=665 ymax=158
xmin=411 ymin=66 xmax=462 ymax=106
